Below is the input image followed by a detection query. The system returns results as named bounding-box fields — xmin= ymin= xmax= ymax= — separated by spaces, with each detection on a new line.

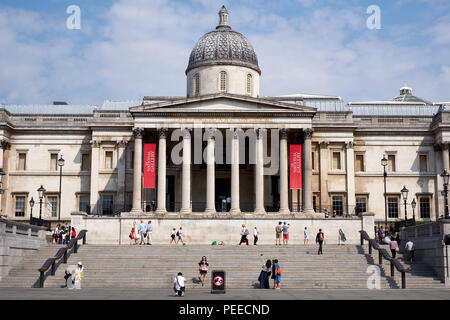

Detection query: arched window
xmin=219 ymin=71 xmax=227 ymax=92
xmin=193 ymin=73 xmax=200 ymax=96
xmin=246 ymin=74 xmax=252 ymax=95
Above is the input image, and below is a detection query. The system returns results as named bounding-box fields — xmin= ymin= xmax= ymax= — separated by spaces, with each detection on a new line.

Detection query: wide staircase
xmin=0 ymin=243 xmax=445 ymax=289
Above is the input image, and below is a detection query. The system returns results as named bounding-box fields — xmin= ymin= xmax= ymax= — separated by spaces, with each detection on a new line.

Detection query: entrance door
xmin=215 ymin=178 xmax=231 ymax=212
xmin=166 ymin=176 xmax=175 ymax=212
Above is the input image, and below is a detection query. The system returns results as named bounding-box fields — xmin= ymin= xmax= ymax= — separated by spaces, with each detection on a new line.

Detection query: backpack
xmin=319 ymin=233 xmax=324 ymax=241
xmin=176 ymin=231 xmax=180 ymax=236
xmin=276 ymin=267 xmax=282 ymax=275
xmin=244 ymin=229 xmax=249 ymax=236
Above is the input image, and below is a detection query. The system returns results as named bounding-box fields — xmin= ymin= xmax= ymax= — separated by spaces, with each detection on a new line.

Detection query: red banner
xmin=143 ymin=143 xmax=156 ymax=189
xmin=290 ymin=144 xmax=302 ymax=189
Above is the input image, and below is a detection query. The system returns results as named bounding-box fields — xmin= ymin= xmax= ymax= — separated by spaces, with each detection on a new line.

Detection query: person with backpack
xmin=177 ymin=227 xmax=185 ymax=245
xmin=275 ymin=222 xmax=283 ymax=245
xmin=173 ymin=272 xmax=186 ymax=297
xmin=273 ymin=259 xmax=282 ymax=289
xmin=198 ymin=256 xmax=209 ymax=286
xmin=170 ymin=228 xmax=177 ymax=245
xmin=316 ymin=229 xmax=325 ymax=255
xmin=239 ymin=224 xmax=249 ymax=245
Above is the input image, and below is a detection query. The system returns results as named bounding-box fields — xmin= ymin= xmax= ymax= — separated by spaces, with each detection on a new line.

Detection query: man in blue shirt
xmin=146 ymin=221 xmax=153 ymax=245
xmin=138 ymin=220 xmax=147 ymax=245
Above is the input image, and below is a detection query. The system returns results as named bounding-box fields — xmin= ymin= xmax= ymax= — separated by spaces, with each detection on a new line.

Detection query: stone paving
xmin=0 ymin=288 xmax=449 ymax=300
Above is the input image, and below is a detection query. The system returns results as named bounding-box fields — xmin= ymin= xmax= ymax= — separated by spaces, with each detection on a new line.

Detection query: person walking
xmin=198 ymin=256 xmax=209 ymax=287
xmin=258 ymin=259 xmax=272 ymax=289
xmin=177 ymin=227 xmax=185 ymax=245
xmin=405 ymin=239 xmax=415 ymax=263
xmin=275 ymin=222 xmax=283 ymax=245
xmin=146 ymin=221 xmax=153 ymax=245
xmin=253 ymin=227 xmax=259 ymax=245
xmin=282 ymin=222 xmax=290 ymax=245
xmin=170 ymin=228 xmax=177 ymax=245
xmin=129 ymin=227 xmax=135 ymax=245
xmin=138 ymin=220 xmax=147 ymax=245
xmin=173 ymin=272 xmax=186 ymax=297
xmin=389 ymin=236 xmax=399 ymax=258
xmin=273 ymin=259 xmax=282 ymax=289
xmin=316 ymin=229 xmax=325 ymax=255
xmin=303 ymin=227 xmax=308 ymax=244
xmin=239 ymin=224 xmax=249 ymax=245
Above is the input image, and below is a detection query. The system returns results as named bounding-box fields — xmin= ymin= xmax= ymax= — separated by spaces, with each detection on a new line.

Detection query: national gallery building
xmin=1 ymin=7 xmax=450 ymax=226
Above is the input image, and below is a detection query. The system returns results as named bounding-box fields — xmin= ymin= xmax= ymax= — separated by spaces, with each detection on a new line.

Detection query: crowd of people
xmin=51 ymin=223 xmax=77 ymax=245
xmin=376 ymin=226 xmax=415 ymax=263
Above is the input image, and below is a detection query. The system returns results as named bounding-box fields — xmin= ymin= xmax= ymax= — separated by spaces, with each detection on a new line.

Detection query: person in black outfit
xmin=258 ymin=260 xmax=272 ymax=289
xmin=316 ymin=229 xmax=324 ymax=255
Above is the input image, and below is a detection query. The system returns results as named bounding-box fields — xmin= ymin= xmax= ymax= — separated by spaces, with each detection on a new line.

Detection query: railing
xmin=360 ymin=230 xmax=408 ymax=289
xmin=29 ymin=217 xmax=51 ymax=230
xmin=37 ymin=230 xmax=87 ymax=288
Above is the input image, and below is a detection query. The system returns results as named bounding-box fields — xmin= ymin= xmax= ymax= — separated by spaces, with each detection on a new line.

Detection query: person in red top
xmin=129 ymin=227 xmax=135 ymax=245
xmin=71 ymin=227 xmax=77 ymax=240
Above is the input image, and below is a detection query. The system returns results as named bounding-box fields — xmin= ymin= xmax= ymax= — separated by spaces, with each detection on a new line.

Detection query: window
xmin=355 ymin=154 xmax=364 ymax=172
xmin=356 ymin=196 xmax=368 ymax=215
xmin=419 ymin=155 xmax=428 ymax=172
xmin=50 ymin=153 xmax=58 ymax=171
xmin=81 ymin=153 xmax=91 ymax=171
xmin=332 ymin=195 xmax=344 ymax=216
xmin=18 ymin=153 xmax=26 ymax=170
xmin=78 ymin=195 xmax=90 ymax=214
xmin=102 ymin=194 xmax=114 ymax=215
xmin=332 ymin=152 xmax=341 ymax=170
xmin=219 ymin=71 xmax=227 ymax=92
xmin=15 ymin=196 xmax=26 ymax=217
xmin=388 ymin=154 xmax=396 ymax=172
xmin=312 ymin=152 xmax=315 ymax=170
xmin=246 ymin=74 xmax=252 ymax=95
xmin=47 ymin=196 xmax=58 ymax=217
xmin=419 ymin=196 xmax=431 ymax=218
xmin=193 ymin=74 xmax=200 ymax=96
xmin=388 ymin=196 xmax=399 ymax=218
xmin=105 ymin=151 xmax=113 ymax=169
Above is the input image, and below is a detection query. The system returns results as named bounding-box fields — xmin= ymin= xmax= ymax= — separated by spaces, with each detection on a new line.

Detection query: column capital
xmin=182 ymin=128 xmax=192 ymax=139
xmin=280 ymin=128 xmax=289 ymax=140
xmin=232 ymin=128 xmax=243 ymax=139
xmin=0 ymin=139 xmax=10 ymax=150
xmin=303 ymin=128 xmax=313 ymax=140
xmin=205 ymin=128 xmax=217 ymax=140
xmin=255 ymin=128 xmax=266 ymax=139
xmin=158 ymin=128 xmax=169 ymax=139
xmin=117 ymin=140 xmax=128 ymax=148
xmin=319 ymin=141 xmax=329 ymax=149
xmin=346 ymin=141 xmax=355 ymax=149
xmin=91 ymin=140 xmax=100 ymax=148
xmin=133 ymin=127 xmax=144 ymax=139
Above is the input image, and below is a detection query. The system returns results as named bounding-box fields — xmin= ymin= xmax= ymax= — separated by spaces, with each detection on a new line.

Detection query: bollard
xmin=401 ymin=271 xmax=406 ymax=289
xmin=51 ymin=260 xmax=56 ymax=276
xmin=390 ymin=261 xmax=395 ymax=277
xmin=39 ymin=271 xmax=44 ymax=288
xmin=83 ymin=233 xmax=86 ymax=245
xmin=369 ymin=241 xmax=372 ymax=254
xmin=360 ymin=233 xmax=364 ymax=246
xmin=63 ymin=251 xmax=67 ymax=264
xmin=74 ymin=239 xmax=78 ymax=254
xmin=378 ymin=250 xmax=382 ymax=265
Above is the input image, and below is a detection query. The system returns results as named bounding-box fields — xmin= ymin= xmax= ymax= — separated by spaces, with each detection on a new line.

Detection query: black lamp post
xmin=57 ymin=155 xmax=65 ymax=223
xmin=411 ymin=198 xmax=416 ymax=222
xmin=37 ymin=185 xmax=46 ymax=222
xmin=29 ymin=197 xmax=35 ymax=224
xmin=381 ymin=155 xmax=388 ymax=228
xmin=441 ymin=169 xmax=450 ymax=219
xmin=401 ymin=186 xmax=409 ymax=221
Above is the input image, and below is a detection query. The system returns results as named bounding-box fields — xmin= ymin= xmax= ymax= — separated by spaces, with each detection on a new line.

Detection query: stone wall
xmin=71 ymin=212 xmax=374 ymax=246
xmin=0 ymin=219 xmax=48 ymax=281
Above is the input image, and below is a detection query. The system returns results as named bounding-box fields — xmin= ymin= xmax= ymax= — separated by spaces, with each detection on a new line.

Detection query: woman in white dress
xmin=73 ymin=262 xmax=84 ymax=289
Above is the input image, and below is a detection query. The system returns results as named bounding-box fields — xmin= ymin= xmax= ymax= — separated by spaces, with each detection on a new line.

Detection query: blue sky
xmin=1 ymin=0 xmax=449 ymax=105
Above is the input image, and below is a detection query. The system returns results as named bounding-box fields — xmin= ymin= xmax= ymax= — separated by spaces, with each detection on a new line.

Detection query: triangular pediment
xmin=130 ymin=93 xmax=316 ymax=114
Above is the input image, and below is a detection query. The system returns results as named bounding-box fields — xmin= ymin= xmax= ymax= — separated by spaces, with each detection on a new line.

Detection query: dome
xmin=392 ymin=85 xmax=432 ymax=105
xmin=185 ymin=6 xmax=260 ymax=75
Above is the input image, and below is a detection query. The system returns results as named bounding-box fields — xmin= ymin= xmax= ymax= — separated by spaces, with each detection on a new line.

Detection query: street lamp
xmin=29 ymin=197 xmax=35 ymax=224
xmin=381 ymin=155 xmax=388 ymax=228
xmin=57 ymin=155 xmax=65 ymax=223
xmin=441 ymin=169 xmax=450 ymax=219
xmin=411 ymin=198 xmax=416 ymax=222
xmin=401 ymin=186 xmax=409 ymax=221
xmin=37 ymin=185 xmax=46 ymax=222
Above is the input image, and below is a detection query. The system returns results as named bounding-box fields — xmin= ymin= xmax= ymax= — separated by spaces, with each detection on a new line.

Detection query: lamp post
xmin=381 ymin=155 xmax=388 ymax=228
xmin=37 ymin=185 xmax=46 ymax=223
xmin=29 ymin=197 xmax=35 ymax=224
xmin=411 ymin=198 xmax=416 ymax=222
xmin=441 ymin=169 xmax=450 ymax=219
xmin=401 ymin=186 xmax=409 ymax=221
xmin=57 ymin=155 xmax=65 ymax=223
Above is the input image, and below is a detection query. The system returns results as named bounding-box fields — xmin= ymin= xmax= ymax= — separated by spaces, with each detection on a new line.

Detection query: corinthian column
xmin=156 ymin=128 xmax=168 ymax=214
xmin=346 ymin=141 xmax=356 ymax=215
xmin=254 ymin=128 xmax=266 ymax=214
xmin=230 ymin=129 xmax=241 ymax=214
xmin=90 ymin=140 xmax=100 ymax=215
xmin=131 ymin=128 xmax=143 ymax=213
xmin=180 ymin=129 xmax=192 ymax=214
xmin=205 ymin=129 xmax=216 ymax=213
xmin=279 ymin=129 xmax=290 ymax=214
xmin=303 ymin=128 xmax=314 ymax=214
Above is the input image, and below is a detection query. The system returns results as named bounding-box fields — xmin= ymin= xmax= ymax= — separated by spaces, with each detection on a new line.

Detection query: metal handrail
xmin=37 ymin=230 xmax=87 ymax=288
xmin=360 ymin=230 xmax=408 ymax=289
